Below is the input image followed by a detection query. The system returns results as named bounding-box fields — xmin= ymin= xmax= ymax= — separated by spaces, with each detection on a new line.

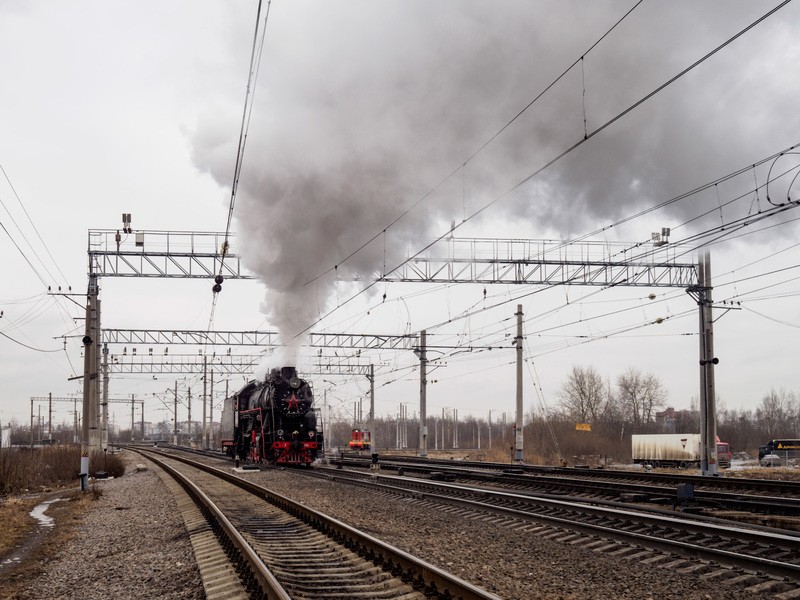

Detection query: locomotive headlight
xmin=289 ymin=377 xmax=301 ymax=389
xmin=277 ymin=429 xmax=284 ymax=438
xmin=308 ymin=431 xmax=315 ymax=438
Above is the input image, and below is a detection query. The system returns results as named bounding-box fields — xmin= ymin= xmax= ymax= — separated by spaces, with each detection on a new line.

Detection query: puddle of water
xmin=0 ymin=497 xmax=66 ymax=576
xmin=29 ymin=498 xmax=63 ymax=527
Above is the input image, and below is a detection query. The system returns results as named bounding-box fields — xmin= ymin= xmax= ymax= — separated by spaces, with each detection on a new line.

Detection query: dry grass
xmin=0 ymin=497 xmax=39 ymax=557
xmin=0 ymin=445 xmax=120 ymax=589
xmin=0 ymin=446 xmax=125 ymax=496
xmin=726 ymin=466 xmax=800 ymax=481
xmin=0 ymin=491 xmax=97 ymax=600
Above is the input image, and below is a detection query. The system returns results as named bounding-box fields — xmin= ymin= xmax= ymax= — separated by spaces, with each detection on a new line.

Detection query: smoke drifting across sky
xmin=189 ymin=1 xmax=800 ymax=342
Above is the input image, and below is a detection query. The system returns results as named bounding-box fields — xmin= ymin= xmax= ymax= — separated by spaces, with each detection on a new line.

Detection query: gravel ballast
xmin=1 ymin=452 xmax=203 ymax=600
xmin=247 ymin=465 xmax=781 ymax=600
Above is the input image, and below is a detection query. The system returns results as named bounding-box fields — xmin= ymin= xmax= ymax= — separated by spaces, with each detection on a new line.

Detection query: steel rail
xmin=131 ymin=448 xmax=290 ymax=599
xmin=371 ymin=453 xmax=800 ymax=496
xmin=339 ymin=456 xmax=800 ymax=516
xmin=309 ymin=465 xmax=800 ymax=582
xmin=141 ymin=448 xmax=502 ymax=600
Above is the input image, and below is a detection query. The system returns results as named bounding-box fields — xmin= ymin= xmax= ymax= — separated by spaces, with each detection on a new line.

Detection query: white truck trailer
xmin=631 ymin=433 xmax=702 ymax=468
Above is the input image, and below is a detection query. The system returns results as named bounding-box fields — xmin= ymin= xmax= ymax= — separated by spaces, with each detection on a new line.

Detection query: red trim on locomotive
xmin=272 ymin=441 xmax=319 ymax=465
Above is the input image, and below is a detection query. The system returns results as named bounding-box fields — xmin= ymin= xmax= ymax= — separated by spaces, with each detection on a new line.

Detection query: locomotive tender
xmin=221 ymin=366 xmax=322 ymax=465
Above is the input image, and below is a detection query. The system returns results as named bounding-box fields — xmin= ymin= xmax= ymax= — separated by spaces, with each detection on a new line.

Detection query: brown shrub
xmin=89 ymin=450 xmax=125 ymax=478
xmin=0 ymin=445 xmax=125 ymax=495
xmin=0 ymin=448 xmax=27 ymax=494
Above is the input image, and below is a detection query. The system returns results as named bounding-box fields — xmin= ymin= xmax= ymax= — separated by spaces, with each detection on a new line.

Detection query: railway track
xmin=293 ymin=462 xmax=800 ymax=596
xmin=131 ymin=447 xmax=501 ymax=600
xmin=336 ymin=454 xmax=800 ymax=520
xmin=364 ymin=453 xmax=800 ymax=496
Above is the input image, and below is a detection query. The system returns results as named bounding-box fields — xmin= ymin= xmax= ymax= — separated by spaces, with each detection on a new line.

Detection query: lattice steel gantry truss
xmin=82 ymin=228 xmax=700 ymax=456
xmin=88 ymin=231 xmax=698 ymax=287
xmin=88 ymin=230 xmax=254 ymax=279
xmin=374 ymin=238 xmax=697 ymax=287
xmin=101 ymin=329 xmax=416 ymax=351
xmin=104 ymin=353 xmax=378 ymax=376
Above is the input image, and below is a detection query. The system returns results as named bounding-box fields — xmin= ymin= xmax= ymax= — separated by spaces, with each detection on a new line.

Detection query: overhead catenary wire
xmin=428 ymin=157 xmax=800 ymax=342
xmin=280 ymin=180 xmax=799 ymax=391
xmin=0 ymin=329 xmax=61 ymax=353
xmin=0 ymin=220 xmax=50 ymax=288
xmin=0 ymin=162 xmax=70 ymax=286
xmin=302 ymin=0 xmax=645 ymax=287
xmin=95 ymin=4 xmax=800 ymax=418
xmin=0 ymin=165 xmax=87 ymax=368
xmin=302 ymin=198 xmax=799 ymax=381
xmin=345 ymin=195 xmax=798 ymax=368
xmin=210 ymin=0 xmax=272 ymax=323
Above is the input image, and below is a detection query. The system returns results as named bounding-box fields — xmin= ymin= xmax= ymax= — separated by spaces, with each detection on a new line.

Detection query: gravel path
xmin=1 ymin=450 xmax=788 ymax=599
xmin=2 ymin=452 xmax=203 ymax=600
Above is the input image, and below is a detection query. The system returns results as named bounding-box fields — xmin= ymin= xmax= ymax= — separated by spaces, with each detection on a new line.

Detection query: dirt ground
xmin=0 ymin=489 xmax=98 ymax=599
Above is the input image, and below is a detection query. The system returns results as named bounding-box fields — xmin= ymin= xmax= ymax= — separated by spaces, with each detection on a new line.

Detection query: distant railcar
xmin=348 ymin=429 xmax=371 ymax=451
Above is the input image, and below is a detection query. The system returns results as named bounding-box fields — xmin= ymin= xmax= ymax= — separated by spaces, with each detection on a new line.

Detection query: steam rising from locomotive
xmin=221 ymin=366 xmax=322 ymax=465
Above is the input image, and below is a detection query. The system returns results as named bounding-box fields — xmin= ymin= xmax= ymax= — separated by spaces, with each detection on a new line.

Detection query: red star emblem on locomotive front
xmin=286 ymin=393 xmax=301 ymax=411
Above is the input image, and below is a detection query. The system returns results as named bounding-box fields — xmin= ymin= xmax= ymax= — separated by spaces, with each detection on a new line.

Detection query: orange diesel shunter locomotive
xmin=348 ymin=429 xmax=372 ymax=451
xmin=224 ymin=367 xmax=322 ymax=466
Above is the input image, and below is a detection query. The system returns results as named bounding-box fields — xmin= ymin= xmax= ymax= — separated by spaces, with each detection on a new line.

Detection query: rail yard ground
xmin=1 ymin=448 xmax=799 ymax=599
xmin=0 ymin=451 xmax=201 ymax=600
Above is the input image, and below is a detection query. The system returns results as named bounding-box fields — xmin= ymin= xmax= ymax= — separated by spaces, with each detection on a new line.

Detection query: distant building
xmin=655 ymin=407 xmax=697 ymax=432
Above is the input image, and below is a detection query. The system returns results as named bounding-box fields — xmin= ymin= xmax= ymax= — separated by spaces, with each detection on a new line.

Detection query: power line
xmin=0 ymin=162 xmax=69 ymax=285
xmin=303 ymin=0 xmax=645 ymax=287
xmin=213 ymin=0 xmax=272 ymax=306
xmin=0 ymin=329 xmax=61 ymax=353
xmin=0 ymin=220 xmax=49 ymax=288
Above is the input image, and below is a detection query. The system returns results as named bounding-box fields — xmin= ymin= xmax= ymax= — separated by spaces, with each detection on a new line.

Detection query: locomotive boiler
xmin=222 ymin=366 xmax=322 ymax=465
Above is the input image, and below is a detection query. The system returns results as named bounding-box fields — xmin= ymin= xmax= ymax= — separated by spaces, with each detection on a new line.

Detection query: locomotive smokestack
xmin=281 ymin=366 xmax=298 ymax=380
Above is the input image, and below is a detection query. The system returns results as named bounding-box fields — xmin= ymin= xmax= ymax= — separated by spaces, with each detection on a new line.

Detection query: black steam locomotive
xmin=222 ymin=366 xmax=322 ymax=465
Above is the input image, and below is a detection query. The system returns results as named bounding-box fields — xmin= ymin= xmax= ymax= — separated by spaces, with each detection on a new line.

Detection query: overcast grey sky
xmin=1 ymin=1 xmax=799 ymax=432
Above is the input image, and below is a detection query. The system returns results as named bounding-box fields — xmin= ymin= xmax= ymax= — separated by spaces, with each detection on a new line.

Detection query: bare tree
xmin=756 ymin=388 xmax=794 ymax=438
xmin=557 ymin=366 xmax=606 ymax=423
xmin=616 ymin=367 xmax=667 ymax=427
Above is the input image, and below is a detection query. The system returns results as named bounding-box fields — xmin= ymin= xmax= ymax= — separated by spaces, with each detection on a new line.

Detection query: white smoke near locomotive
xmin=221 ymin=367 xmax=322 ymax=466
